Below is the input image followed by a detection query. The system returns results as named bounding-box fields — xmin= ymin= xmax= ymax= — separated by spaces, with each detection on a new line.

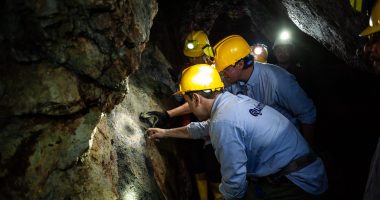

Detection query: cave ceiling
xmin=152 ymin=0 xmax=370 ymax=72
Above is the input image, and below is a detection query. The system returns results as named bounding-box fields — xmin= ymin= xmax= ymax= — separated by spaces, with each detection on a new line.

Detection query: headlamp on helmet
xmin=279 ymin=30 xmax=290 ymax=41
xmin=251 ymin=43 xmax=268 ymax=63
xmin=184 ymin=31 xmax=214 ymax=58
xmin=254 ymin=45 xmax=264 ymax=55
xmin=185 ymin=40 xmax=197 ymax=50
xmin=273 ymin=30 xmax=294 ymax=49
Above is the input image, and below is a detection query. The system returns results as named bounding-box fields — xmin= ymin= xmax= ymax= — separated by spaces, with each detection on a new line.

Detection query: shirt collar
xmin=238 ymin=61 xmax=261 ymax=87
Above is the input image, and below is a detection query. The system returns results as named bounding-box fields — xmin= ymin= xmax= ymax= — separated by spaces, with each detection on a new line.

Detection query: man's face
xmin=364 ymin=32 xmax=380 ymax=74
xmin=273 ymin=45 xmax=293 ymax=65
xmin=219 ymin=63 xmax=240 ymax=84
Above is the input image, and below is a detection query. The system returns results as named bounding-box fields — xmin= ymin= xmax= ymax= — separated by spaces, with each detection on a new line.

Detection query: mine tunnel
xmin=1 ymin=0 xmax=380 ymax=199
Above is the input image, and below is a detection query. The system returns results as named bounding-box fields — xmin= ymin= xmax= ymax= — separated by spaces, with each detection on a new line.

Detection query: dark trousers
xmin=243 ymin=177 xmax=326 ymax=200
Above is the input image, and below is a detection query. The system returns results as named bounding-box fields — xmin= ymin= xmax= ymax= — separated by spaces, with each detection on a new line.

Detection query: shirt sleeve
xmin=187 ymin=120 xmax=210 ymax=139
xmin=276 ymin=74 xmax=316 ymax=124
xmin=212 ymin=120 xmax=248 ymax=199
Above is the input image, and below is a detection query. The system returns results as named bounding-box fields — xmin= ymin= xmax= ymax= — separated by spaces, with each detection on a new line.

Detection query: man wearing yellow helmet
xmin=272 ymin=30 xmax=298 ymax=71
xmin=147 ymin=64 xmax=327 ymax=200
xmin=213 ymin=35 xmax=316 ymax=145
xmin=142 ymin=30 xmax=222 ymax=200
xmin=360 ymin=1 xmax=380 ymax=199
xmin=272 ymin=30 xmax=311 ymax=94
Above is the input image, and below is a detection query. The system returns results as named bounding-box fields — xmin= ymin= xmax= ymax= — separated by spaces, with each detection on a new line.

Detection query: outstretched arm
xmin=167 ymin=102 xmax=191 ymax=117
xmin=147 ymin=126 xmax=191 ymax=139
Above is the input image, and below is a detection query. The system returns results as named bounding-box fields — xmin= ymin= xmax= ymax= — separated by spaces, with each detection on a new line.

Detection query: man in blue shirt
xmin=147 ymin=64 xmax=327 ymax=199
xmin=214 ymin=35 xmax=316 ymax=145
xmin=146 ymin=35 xmax=316 ymax=145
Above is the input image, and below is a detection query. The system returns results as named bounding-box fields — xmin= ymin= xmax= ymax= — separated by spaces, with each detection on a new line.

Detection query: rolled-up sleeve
xmin=187 ymin=120 xmax=210 ymax=139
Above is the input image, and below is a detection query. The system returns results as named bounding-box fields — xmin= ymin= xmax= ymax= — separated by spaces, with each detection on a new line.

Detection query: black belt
xmin=248 ymin=152 xmax=317 ymax=184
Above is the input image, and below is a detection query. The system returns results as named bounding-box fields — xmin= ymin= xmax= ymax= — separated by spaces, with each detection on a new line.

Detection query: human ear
xmin=193 ymin=93 xmax=201 ymax=106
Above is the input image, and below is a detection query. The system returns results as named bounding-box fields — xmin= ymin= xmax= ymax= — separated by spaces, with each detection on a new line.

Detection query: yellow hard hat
xmin=252 ymin=43 xmax=268 ymax=63
xmin=175 ymin=64 xmax=224 ymax=95
xmin=213 ymin=35 xmax=251 ymax=72
xmin=183 ymin=31 xmax=214 ymax=57
xmin=359 ymin=0 xmax=380 ymax=36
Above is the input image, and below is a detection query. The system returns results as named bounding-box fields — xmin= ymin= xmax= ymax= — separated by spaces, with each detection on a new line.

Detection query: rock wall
xmin=107 ymin=44 xmax=192 ymax=200
xmin=0 ymin=0 xmax=179 ymax=199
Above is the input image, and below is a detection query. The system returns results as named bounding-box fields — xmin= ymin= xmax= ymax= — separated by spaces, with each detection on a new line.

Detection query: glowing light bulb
xmin=254 ymin=47 xmax=263 ymax=55
xmin=279 ymin=30 xmax=290 ymax=41
xmin=187 ymin=43 xmax=194 ymax=49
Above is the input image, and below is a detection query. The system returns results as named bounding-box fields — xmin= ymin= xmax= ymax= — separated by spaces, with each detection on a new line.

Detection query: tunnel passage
xmin=1 ymin=0 xmax=380 ymax=199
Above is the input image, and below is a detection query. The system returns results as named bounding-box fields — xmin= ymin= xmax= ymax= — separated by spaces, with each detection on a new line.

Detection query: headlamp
xmin=187 ymin=43 xmax=194 ymax=49
xmin=252 ymin=44 xmax=267 ymax=56
xmin=185 ymin=40 xmax=214 ymax=57
xmin=279 ymin=30 xmax=291 ymax=41
xmin=186 ymin=40 xmax=198 ymax=50
xmin=254 ymin=46 xmax=263 ymax=55
xmin=251 ymin=43 xmax=268 ymax=63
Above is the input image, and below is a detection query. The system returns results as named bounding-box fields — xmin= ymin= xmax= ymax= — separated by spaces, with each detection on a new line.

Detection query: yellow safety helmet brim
xmin=359 ymin=25 xmax=380 ymax=36
xmin=359 ymin=0 xmax=380 ymax=36
xmin=203 ymin=45 xmax=215 ymax=57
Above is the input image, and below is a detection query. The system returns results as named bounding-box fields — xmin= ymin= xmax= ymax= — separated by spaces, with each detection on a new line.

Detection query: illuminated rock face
xmin=0 ymin=0 xmax=377 ymax=200
xmin=0 ymin=0 xmax=164 ymax=199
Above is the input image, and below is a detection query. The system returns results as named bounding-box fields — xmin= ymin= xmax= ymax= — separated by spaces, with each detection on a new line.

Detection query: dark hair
xmin=185 ymin=89 xmax=222 ymax=100
xmin=242 ymin=54 xmax=254 ymax=69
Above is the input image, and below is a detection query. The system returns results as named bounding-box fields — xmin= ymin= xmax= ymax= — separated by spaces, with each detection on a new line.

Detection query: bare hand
xmin=147 ymin=127 xmax=167 ymax=139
